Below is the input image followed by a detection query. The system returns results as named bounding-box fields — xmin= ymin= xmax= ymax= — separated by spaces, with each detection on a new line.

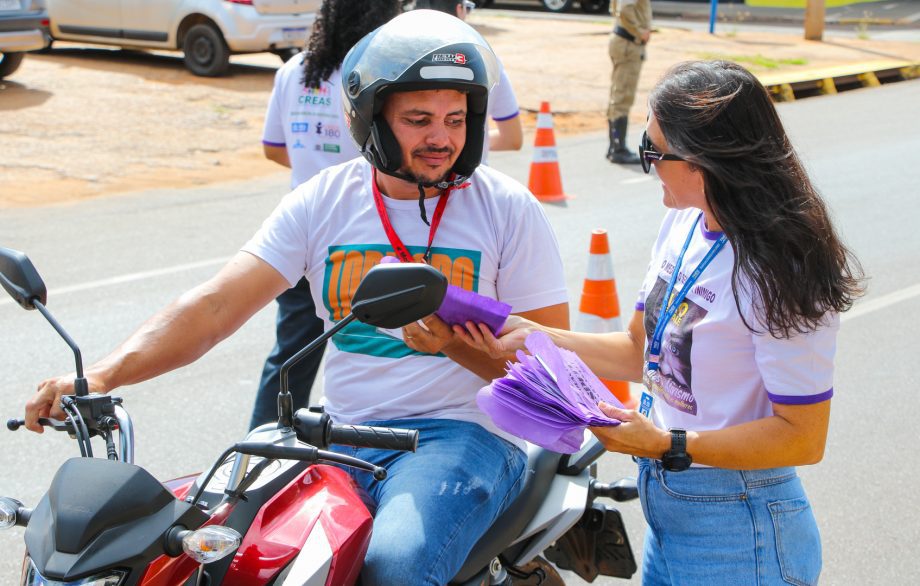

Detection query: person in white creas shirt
xmin=254 ymin=0 xmax=524 ymax=432
xmin=251 ymin=0 xmax=403 ymax=430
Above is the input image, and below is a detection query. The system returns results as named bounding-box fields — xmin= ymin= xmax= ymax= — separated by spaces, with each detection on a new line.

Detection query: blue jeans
xmin=331 ymin=419 xmax=527 ymax=586
xmin=249 ymin=278 xmax=326 ymax=430
xmin=637 ymin=459 xmax=822 ymax=585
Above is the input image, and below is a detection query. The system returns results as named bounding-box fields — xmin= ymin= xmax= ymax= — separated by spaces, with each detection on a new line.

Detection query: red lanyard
xmin=371 ymin=168 xmax=459 ymax=264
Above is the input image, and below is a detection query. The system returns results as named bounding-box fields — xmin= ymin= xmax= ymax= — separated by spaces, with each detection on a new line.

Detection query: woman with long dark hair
xmin=458 ymin=60 xmax=864 ymax=584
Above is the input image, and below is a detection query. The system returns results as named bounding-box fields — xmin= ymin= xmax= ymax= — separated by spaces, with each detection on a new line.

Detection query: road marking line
xmin=842 ymin=283 xmax=920 ymax=323
xmin=0 ymin=257 xmax=229 ymax=307
xmin=3 ymin=257 xmax=916 ymax=327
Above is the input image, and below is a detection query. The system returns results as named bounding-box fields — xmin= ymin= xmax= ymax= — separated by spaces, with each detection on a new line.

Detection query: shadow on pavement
xmin=0 ymin=80 xmax=52 ymax=112
xmin=29 ymin=47 xmax=276 ymax=92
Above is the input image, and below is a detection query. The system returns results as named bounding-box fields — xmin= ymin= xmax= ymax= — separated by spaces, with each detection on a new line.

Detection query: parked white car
xmin=0 ymin=0 xmax=47 ymax=79
xmin=43 ymin=0 xmax=321 ymax=76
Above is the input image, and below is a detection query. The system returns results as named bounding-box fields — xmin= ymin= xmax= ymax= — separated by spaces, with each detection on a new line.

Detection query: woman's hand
xmin=452 ymin=315 xmax=535 ymax=360
xmin=589 ymin=401 xmax=670 ymax=459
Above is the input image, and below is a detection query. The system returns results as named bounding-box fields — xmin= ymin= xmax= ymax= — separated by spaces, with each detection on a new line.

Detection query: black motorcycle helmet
xmin=341 ymin=10 xmax=499 ymax=221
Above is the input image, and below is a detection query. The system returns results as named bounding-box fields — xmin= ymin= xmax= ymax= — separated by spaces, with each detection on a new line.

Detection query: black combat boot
xmin=606 ymin=116 xmax=641 ymax=165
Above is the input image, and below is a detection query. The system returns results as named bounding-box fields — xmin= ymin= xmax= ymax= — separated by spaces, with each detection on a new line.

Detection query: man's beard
xmin=401 ymin=146 xmax=456 ymax=186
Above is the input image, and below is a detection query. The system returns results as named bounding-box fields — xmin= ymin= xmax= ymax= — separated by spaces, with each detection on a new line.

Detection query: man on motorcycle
xmin=24 ymin=10 xmax=569 ymax=585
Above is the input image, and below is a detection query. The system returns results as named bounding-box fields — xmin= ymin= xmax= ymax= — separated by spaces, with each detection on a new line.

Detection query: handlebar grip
xmin=7 ymin=418 xmax=72 ymax=432
xmin=329 ymin=424 xmax=419 ymax=452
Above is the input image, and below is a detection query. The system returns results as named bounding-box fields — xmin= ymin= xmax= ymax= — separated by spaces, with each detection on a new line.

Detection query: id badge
xmin=640 ymin=368 xmax=660 ymax=417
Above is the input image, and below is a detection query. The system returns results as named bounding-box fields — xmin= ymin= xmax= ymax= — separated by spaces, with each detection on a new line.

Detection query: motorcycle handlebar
xmin=329 ymin=424 xmax=419 ymax=453
xmin=7 ymin=417 xmax=73 ymax=433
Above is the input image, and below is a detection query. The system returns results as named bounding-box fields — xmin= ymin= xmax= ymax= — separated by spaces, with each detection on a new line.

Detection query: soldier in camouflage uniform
xmin=607 ymin=0 xmax=652 ymax=165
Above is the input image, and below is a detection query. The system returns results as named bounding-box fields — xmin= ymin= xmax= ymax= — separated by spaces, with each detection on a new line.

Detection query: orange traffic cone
xmin=575 ymin=229 xmax=637 ymax=409
xmin=527 ymin=101 xmax=570 ymax=203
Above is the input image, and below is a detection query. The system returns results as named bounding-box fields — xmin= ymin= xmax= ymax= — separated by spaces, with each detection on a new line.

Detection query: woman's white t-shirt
xmin=638 ymin=208 xmax=838 ymax=433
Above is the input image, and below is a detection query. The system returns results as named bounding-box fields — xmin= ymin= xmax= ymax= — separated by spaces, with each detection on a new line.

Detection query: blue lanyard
xmin=647 ymin=213 xmax=727 ymax=372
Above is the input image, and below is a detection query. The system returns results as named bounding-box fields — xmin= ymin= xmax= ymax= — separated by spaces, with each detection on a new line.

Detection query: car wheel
xmin=580 ymin=0 xmax=609 ymax=14
xmin=0 ymin=52 xmax=25 ymax=79
xmin=272 ymin=47 xmax=301 ymax=63
xmin=182 ymin=23 xmax=230 ymax=77
xmin=542 ymin=0 xmax=575 ymax=12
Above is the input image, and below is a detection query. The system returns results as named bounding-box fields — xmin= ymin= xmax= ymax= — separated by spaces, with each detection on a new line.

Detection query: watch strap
xmin=669 ymin=428 xmax=687 ymax=453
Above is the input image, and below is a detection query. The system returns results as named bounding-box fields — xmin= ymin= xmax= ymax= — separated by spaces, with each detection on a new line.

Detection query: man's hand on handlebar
xmin=24 ymin=374 xmax=105 ymax=434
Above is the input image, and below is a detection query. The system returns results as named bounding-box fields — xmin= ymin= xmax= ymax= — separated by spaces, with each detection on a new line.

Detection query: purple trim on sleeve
xmin=492 ymin=110 xmax=520 ymax=122
xmin=768 ymin=388 xmax=834 ymax=405
xmin=262 ymin=140 xmax=286 ymax=147
xmin=635 ymin=302 xmax=645 ymax=311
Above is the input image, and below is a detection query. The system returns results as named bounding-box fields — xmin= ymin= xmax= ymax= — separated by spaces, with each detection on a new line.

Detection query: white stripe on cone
xmin=532 ymin=146 xmax=559 ymax=163
xmin=536 ymin=113 xmax=554 ymax=128
xmin=575 ymin=313 xmax=622 ymax=333
xmin=586 ymin=253 xmax=615 ymax=281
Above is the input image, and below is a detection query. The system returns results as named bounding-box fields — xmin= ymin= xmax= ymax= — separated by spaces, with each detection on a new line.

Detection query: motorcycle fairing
xmin=24 ymin=457 xmax=209 ymax=583
xmin=226 ymin=464 xmax=373 ymax=586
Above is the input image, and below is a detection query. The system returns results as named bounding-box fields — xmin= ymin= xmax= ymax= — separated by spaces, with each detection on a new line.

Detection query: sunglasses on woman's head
xmin=639 ymin=131 xmax=685 ymax=174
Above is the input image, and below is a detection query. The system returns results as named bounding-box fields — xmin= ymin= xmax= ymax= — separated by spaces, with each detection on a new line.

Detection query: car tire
xmin=0 ymin=52 xmax=25 ymax=79
xmin=182 ymin=23 xmax=230 ymax=77
xmin=542 ymin=0 xmax=575 ymax=12
xmin=272 ymin=47 xmax=301 ymax=63
xmin=580 ymin=0 xmax=609 ymax=14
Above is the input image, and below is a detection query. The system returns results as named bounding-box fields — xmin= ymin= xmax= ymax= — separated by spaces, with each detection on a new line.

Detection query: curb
xmin=758 ymin=60 xmax=919 ymax=101
xmin=652 ymin=9 xmax=918 ymax=27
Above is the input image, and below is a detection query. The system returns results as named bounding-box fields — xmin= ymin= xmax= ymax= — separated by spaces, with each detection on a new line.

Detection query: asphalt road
xmin=1 ymin=80 xmax=918 ymax=584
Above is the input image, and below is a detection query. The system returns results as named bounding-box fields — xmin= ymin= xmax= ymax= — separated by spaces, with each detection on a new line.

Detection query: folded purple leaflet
xmin=435 ymin=285 xmax=512 ymax=335
xmin=377 ymin=257 xmax=511 ymax=335
xmin=477 ymin=331 xmax=623 ymax=453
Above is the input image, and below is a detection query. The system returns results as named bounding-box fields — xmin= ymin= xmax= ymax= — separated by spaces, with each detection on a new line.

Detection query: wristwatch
xmin=661 ymin=428 xmax=692 ymax=472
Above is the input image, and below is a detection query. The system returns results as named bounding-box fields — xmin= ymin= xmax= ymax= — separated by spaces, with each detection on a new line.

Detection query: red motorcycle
xmin=0 ymin=246 xmax=638 ymax=586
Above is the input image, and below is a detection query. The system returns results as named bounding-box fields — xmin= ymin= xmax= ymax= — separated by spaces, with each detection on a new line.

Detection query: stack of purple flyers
xmin=477 ymin=331 xmax=623 ymax=453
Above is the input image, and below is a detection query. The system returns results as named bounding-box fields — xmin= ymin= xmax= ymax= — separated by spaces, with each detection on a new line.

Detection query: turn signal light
xmin=0 ymin=497 xmax=24 ymax=530
xmin=181 ymin=526 xmax=242 ymax=564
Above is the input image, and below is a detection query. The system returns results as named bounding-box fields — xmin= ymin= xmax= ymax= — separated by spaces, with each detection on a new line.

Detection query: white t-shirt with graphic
xmin=242 ymin=159 xmax=568 ymax=443
xmin=262 ymin=57 xmax=358 ymax=189
xmin=637 ymin=208 xmax=838 ymax=434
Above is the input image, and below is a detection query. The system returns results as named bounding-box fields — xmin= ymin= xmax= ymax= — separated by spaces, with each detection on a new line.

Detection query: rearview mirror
xmin=351 ymin=264 xmax=447 ymax=329
xmin=276 ymin=262 xmax=448 ymax=426
xmin=0 ymin=247 xmax=47 ymax=310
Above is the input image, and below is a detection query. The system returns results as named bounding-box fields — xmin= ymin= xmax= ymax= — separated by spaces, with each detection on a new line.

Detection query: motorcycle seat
xmin=450 ymin=444 xmax=562 ymax=584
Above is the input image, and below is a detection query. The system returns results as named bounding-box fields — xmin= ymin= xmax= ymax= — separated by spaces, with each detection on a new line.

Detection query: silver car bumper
xmin=220 ymin=5 xmax=316 ymax=53
xmin=0 ymin=28 xmax=44 ymax=53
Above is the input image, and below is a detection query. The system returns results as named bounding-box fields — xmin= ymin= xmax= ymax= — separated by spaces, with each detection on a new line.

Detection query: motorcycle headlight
xmin=21 ymin=558 xmax=126 ymax=586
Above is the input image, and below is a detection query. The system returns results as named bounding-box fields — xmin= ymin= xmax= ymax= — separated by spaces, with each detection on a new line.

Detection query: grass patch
xmin=696 ymin=52 xmax=809 ymax=70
